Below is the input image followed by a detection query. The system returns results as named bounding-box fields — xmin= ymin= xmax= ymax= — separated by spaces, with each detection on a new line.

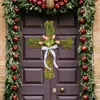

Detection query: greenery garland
xmin=18 ymin=0 xmax=79 ymax=14
xmin=3 ymin=0 xmax=96 ymax=100
xmin=77 ymin=0 xmax=96 ymax=99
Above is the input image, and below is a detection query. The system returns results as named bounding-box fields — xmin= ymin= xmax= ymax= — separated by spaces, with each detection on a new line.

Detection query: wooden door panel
xmin=22 ymin=60 xmax=44 ymax=68
xmin=22 ymin=14 xmax=44 ymax=35
xmin=57 ymin=68 xmax=77 ymax=83
xmin=57 ymin=14 xmax=77 ymax=28
xmin=58 ymin=96 xmax=78 ymax=100
xmin=23 ymin=36 xmax=42 ymax=60
xmin=23 ymin=96 xmax=43 ymax=100
xmin=20 ymin=12 xmax=80 ymax=100
xmin=23 ymin=68 xmax=43 ymax=84
xmin=24 ymin=16 xmax=43 ymax=27
xmin=57 ymin=36 xmax=77 ymax=60
xmin=56 ymin=84 xmax=79 ymax=94
xmin=21 ymin=85 xmax=44 ymax=94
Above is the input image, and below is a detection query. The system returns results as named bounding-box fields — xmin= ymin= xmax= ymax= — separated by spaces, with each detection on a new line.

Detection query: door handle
xmin=60 ymin=87 xmax=65 ymax=92
xmin=52 ymin=88 xmax=56 ymax=93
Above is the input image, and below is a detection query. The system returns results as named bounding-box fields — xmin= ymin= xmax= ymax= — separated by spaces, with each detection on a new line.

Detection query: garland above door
xmin=3 ymin=0 xmax=96 ymax=100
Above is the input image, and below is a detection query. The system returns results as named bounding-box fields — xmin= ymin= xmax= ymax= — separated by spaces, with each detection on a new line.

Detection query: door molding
xmin=3 ymin=0 xmax=96 ymax=100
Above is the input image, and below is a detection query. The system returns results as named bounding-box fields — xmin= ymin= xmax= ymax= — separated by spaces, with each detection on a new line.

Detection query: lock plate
xmin=52 ymin=88 xmax=56 ymax=93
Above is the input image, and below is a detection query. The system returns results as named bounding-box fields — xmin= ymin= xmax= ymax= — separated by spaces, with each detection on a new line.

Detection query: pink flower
xmin=39 ymin=41 xmax=43 ymax=45
xmin=56 ymin=40 xmax=60 ymax=44
xmin=42 ymin=35 xmax=48 ymax=40
xmin=52 ymin=35 xmax=55 ymax=39
xmin=42 ymin=35 xmax=46 ymax=39
xmin=45 ymin=36 xmax=48 ymax=41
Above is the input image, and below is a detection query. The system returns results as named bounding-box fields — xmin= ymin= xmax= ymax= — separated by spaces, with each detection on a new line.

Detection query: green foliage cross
xmin=27 ymin=21 xmax=73 ymax=79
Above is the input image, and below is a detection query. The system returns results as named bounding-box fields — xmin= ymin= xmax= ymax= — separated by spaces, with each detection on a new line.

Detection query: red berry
xmin=12 ymin=85 xmax=18 ymax=91
xmin=82 ymin=56 xmax=87 ymax=62
xmin=13 ymin=45 xmax=18 ymax=51
xmin=59 ymin=2 xmax=64 ymax=6
xmin=28 ymin=0 xmax=32 ymax=2
xmin=80 ymin=28 xmax=86 ymax=34
xmin=83 ymin=85 xmax=88 ymax=91
xmin=83 ymin=95 xmax=88 ymax=100
xmin=12 ymin=95 xmax=17 ymax=100
xmin=64 ymin=0 xmax=68 ymax=3
xmin=80 ymin=37 xmax=86 ymax=43
xmin=82 ymin=65 xmax=88 ymax=71
xmin=81 ymin=46 xmax=87 ymax=51
xmin=13 ymin=54 xmax=18 ymax=60
xmin=11 ymin=65 xmax=17 ymax=71
xmin=54 ymin=0 xmax=59 ymax=2
xmin=79 ymin=0 xmax=84 ymax=5
xmin=32 ymin=0 xmax=37 ymax=3
xmin=80 ymin=18 xmax=85 ymax=23
xmin=12 ymin=0 xmax=17 ymax=3
xmin=13 ymin=26 xmax=18 ymax=31
xmin=41 ymin=4 xmax=46 ymax=8
xmin=80 ymin=9 xmax=85 ymax=14
xmin=37 ymin=1 xmax=42 ymax=5
xmin=42 ymin=0 xmax=46 ymax=3
xmin=14 ymin=8 xmax=19 ymax=13
xmin=82 ymin=76 xmax=89 ymax=82
xmin=12 ymin=75 xmax=17 ymax=81
xmin=55 ymin=3 xmax=60 ymax=8
xmin=13 ymin=37 xmax=18 ymax=42
xmin=14 ymin=18 xmax=19 ymax=23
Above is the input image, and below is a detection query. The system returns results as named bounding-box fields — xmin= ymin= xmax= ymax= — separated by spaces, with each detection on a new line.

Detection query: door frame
xmin=3 ymin=0 xmax=96 ymax=100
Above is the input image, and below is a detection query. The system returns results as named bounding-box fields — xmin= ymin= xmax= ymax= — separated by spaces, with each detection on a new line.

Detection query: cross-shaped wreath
xmin=27 ymin=21 xmax=73 ymax=79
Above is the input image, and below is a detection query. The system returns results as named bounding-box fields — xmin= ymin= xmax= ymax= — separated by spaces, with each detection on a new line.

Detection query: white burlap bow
xmin=42 ymin=44 xmax=58 ymax=70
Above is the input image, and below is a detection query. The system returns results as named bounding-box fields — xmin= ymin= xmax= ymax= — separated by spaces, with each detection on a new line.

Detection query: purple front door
xmin=20 ymin=12 xmax=80 ymax=100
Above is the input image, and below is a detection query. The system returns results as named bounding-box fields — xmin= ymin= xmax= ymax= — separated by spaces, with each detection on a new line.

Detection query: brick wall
xmin=0 ymin=0 xmax=6 ymax=100
xmin=94 ymin=0 xmax=100 ymax=99
xmin=0 ymin=0 xmax=100 ymax=99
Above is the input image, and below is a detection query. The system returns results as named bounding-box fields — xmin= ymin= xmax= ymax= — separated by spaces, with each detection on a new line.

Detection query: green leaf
xmin=60 ymin=38 xmax=73 ymax=49
xmin=27 ymin=38 xmax=41 ymax=48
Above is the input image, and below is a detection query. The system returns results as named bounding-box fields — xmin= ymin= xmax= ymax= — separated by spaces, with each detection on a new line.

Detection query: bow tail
xmin=44 ymin=50 xmax=51 ymax=70
xmin=50 ymin=50 xmax=58 ymax=68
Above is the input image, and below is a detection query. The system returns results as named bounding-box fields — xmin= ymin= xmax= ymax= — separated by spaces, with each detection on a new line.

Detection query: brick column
xmin=94 ymin=0 xmax=100 ymax=99
xmin=0 ymin=0 xmax=6 ymax=99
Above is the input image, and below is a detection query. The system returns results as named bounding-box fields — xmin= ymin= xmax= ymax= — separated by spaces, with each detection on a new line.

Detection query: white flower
xmin=39 ymin=41 xmax=43 ymax=45
xmin=52 ymin=35 xmax=55 ymax=39
xmin=56 ymin=40 xmax=60 ymax=44
xmin=47 ymin=43 xmax=50 ymax=46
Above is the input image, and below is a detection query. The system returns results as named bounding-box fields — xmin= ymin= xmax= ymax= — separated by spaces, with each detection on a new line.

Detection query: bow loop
xmin=42 ymin=45 xmax=58 ymax=70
